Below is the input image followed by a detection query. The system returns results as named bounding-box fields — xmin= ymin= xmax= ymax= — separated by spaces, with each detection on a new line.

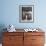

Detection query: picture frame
xmin=19 ymin=5 xmax=34 ymax=23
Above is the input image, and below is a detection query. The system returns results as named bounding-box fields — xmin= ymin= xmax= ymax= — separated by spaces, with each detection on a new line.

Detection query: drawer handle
xmin=9 ymin=38 xmax=12 ymax=40
xmin=32 ymin=39 xmax=36 ymax=40
xmin=9 ymin=38 xmax=13 ymax=40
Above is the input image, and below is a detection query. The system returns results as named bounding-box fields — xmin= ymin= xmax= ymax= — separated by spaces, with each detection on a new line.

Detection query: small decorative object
xmin=7 ymin=24 xmax=16 ymax=32
xmin=19 ymin=5 xmax=34 ymax=23
xmin=24 ymin=29 xmax=33 ymax=32
xmin=24 ymin=28 xmax=39 ymax=32
xmin=24 ymin=29 xmax=28 ymax=32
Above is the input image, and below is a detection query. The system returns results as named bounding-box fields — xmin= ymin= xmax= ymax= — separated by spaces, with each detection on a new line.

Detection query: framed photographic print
xmin=19 ymin=5 xmax=34 ymax=23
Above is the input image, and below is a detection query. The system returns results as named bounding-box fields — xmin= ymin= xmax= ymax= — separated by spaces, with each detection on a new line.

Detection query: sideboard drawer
xmin=3 ymin=32 xmax=23 ymax=36
xmin=32 ymin=36 xmax=44 ymax=44
xmin=3 ymin=32 xmax=23 ymax=46
xmin=24 ymin=32 xmax=44 ymax=36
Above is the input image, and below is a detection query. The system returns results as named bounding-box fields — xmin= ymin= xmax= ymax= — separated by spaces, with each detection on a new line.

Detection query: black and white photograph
xmin=19 ymin=5 xmax=34 ymax=23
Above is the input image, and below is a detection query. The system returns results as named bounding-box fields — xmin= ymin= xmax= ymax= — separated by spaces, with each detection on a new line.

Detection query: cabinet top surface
xmin=4 ymin=29 xmax=44 ymax=32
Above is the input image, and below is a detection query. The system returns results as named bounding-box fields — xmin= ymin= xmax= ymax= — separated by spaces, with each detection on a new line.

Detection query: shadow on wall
xmin=0 ymin=24 xmax=7 ymax=43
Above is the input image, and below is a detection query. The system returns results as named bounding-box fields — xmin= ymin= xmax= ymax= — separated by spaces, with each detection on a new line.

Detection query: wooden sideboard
xmin=2 ymin=32 xmax=45 ymax=46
